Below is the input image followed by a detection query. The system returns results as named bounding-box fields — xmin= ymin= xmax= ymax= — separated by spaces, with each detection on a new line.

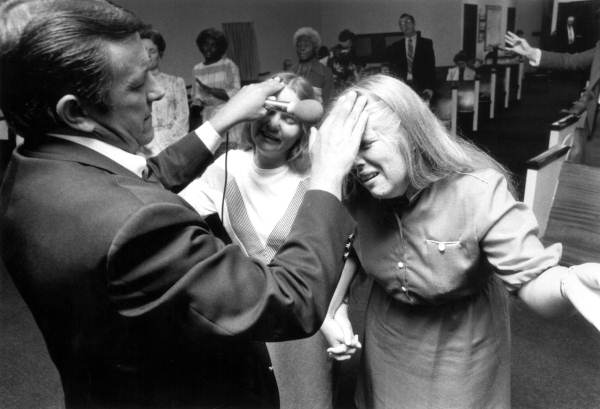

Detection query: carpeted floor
xmin=1 ymin=73 xmax=599 ymax=409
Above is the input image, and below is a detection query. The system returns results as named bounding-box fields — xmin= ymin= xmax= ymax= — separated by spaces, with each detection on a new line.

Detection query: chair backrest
xmin=543 ymin=161 xmax=600 ymax=266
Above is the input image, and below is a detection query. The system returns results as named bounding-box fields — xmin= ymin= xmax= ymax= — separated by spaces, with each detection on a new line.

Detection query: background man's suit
xmin=386 ymin=34 xmax=436 ymax=93
xmin=0 ymin=131 xmax=354 ymax=408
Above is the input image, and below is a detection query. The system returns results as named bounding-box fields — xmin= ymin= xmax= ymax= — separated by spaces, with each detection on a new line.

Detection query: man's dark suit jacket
xmin=540 ymin=41 xmax=600 ymax=139
xmin=0 ymin=131 xmax=355 ymax=408
xmin=556 ymin=25 xmax=584 ymax=53
xmin=386 ymin=34 xmax=436 ymax=93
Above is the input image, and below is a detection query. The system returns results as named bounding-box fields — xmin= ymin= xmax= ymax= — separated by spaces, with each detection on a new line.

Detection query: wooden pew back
xmin=543 ymin=162 xmax=600 ymax=266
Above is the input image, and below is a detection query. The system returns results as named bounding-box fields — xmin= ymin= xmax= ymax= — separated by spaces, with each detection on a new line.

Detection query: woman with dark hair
xmin=446 ymin=50 xmax=476 ymax=81
xmin=180 ymin=72 xmax=337 ymax=409
xmin=191 ymin=28 xmax=241 ymax=139
xmin=329 ymin=29 xmax=361 ymax=92
xmin=140 ymin=27 xmax=189 ymax=156
xmin=321 ymin=74 xmax=600 ymax=409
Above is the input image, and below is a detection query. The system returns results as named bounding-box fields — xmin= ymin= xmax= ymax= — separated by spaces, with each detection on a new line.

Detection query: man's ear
xmin=55 ymin=95 xmax=96 ymax=133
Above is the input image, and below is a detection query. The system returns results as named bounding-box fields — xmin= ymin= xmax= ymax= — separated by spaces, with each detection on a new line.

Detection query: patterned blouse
xmin=192 ymin=57 xmax=241 ymax=121
xmin=143 ymin=72 xmax=189 ymax=156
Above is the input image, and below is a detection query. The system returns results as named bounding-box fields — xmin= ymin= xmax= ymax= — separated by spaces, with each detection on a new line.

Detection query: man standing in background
xmin=386 ymin=13 xmax=436 ymax=100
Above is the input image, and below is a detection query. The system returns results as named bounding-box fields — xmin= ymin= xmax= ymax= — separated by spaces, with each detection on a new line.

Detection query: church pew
xmin=523 ymin=144 xmax=571 ymax=237
xmin=542 ymin=161 xmax=600 ymax=265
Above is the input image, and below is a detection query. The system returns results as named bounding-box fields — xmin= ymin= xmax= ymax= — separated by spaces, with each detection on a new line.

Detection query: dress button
xmin=438 ymin=242 xmax=446 ymax=252
xmin=397 ymin=261 xmax=405 ymax=268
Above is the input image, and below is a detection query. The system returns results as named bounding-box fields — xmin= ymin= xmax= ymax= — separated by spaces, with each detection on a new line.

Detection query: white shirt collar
xmin=48 ymin=133 xmax=147 ymax=178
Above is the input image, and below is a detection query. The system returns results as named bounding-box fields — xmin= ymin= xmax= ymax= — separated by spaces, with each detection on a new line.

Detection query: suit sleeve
xmin=539 ymin=47 xmax=595 ymax=71
xmin=424 ymin=38 xmax=436 ymax=90
xmin=106 ymin=189 xmax=356 ymax=341
xmin=146 ymin=131 xmax=214 ymax=193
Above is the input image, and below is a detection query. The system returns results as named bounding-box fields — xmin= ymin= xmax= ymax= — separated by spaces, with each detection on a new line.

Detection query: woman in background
xmin=140 ymin=27 xmax=189 ymax=156
xmin=321 ymin=74 xmax=600 ymax=409
xmin=180 ymin=72 xmax=336 ymax=409
xmin=446 ymin=50 xmax=476 ymax=81
xmin=292 ymin=27 xmax=334 ymax=105
xmin=191 ymin=28 xmax=242 ymax=144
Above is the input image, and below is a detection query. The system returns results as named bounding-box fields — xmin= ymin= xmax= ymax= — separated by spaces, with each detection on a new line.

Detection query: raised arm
xmin=504 ymin=31 xmax=595 ymax=71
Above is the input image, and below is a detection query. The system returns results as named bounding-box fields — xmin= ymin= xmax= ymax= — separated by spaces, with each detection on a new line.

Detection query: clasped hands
xmin=320 ymin=303 xmax=362 ymax=361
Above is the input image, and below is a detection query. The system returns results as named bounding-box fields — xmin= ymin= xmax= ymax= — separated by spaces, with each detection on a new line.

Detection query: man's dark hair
xmin=399 ymin=13 xmax=415 ymax=24
xmin=338 ymin=29 xmax=355 ymax=43
xmin=195 ymin=28 xmax=228 ymax=58
xmin=0 ymin=0 xmax=145 ymax=143
xmin=453 ymin=50 xmax=468 ymax=64
xmin=140 ymin=26 xmax=166 ymax=57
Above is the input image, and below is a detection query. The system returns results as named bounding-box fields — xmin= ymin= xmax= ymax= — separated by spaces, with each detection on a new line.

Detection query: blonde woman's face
xmin=353 ymin=105 xmax=409 ymax=199
xmin=252 ymin=86 xmax=303 ymax=169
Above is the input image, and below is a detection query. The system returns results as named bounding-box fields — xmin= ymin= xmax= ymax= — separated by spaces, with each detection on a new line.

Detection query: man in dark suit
xmin=386 ymin=13 xmax=436 ymax=100
xmin=0 ymin=1 xmax=366 ymax=408
xmin=556 ymin=16 xmax=584 ymax=53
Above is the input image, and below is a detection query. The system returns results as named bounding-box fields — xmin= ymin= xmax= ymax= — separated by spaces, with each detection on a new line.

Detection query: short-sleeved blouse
xmin=347 ymin=169 xmax=562 ymax=409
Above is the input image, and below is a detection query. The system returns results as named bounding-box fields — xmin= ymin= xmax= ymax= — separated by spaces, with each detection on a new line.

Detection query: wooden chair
xmin=431 ymin=80 xmax=480 ymax=135
xmin=542 ymin=161 xmax=600 ymax=265
xmin=475 ymin=65 xmax=497 ymax=119
xmin=524 ymin=144 xmax=571 ymax=236
xmin=548 ymin=112 xmax=585 ymax=148
xmin=524 ymin=143 xmax=600 ymax=264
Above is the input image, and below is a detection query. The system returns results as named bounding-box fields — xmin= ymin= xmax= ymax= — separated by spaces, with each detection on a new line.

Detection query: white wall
xmin=516 ymin=0 xmax=545 ymax=47
xmin=118 ymin=0 xmax=321 ymax=84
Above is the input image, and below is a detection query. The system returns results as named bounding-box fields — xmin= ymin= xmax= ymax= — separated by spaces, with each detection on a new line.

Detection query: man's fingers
xmin=325 ymin=91 xmax=358 ymax=126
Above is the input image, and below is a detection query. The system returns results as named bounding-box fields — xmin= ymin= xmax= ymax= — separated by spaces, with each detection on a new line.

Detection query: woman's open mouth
xmin=259 ymin=131 xmax=280 ymax=144
xmin=359 ymin=171 xmax=378 ymax=183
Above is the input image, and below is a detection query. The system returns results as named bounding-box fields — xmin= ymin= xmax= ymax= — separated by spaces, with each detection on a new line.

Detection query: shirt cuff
xmin=194 ymin=121 xmax=222 ymax=154
xmin=529 ymin=49 xmax=542 ymax=67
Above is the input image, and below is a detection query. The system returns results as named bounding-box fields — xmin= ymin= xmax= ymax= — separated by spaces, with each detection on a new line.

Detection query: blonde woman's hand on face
xmin=309 ymin=91 xmax=369 ymax=198
xmin=504 ymin=31 xmax=536 ymax=61
xmin=562 ymin=263 xmax=600 ymax=331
